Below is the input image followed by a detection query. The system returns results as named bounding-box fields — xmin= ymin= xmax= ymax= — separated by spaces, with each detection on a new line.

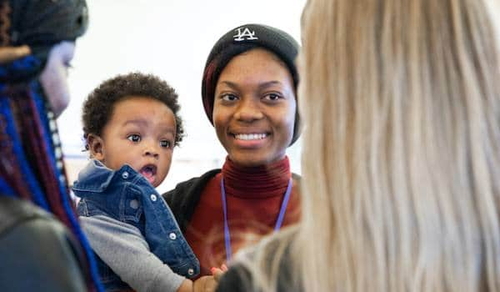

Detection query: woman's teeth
xmin=235 ymin=133 xmax=267 ymax=140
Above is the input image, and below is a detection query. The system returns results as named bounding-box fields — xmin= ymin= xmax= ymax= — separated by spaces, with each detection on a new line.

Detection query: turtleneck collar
xmin=221 ymin=156 xmax=291 ymax=199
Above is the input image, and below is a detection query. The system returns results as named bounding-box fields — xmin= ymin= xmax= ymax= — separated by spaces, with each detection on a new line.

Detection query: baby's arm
xmin=80 ymin=215 xmax=186 ymax=292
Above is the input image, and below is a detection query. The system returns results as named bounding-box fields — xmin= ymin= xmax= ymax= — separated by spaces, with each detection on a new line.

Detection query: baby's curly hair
xmin=82 ymin=72 xmax=184 ymax=150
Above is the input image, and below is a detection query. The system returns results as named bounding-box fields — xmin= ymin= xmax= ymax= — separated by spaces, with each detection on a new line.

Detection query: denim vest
xmin=73 ymin=160 xmax=199 ymax=291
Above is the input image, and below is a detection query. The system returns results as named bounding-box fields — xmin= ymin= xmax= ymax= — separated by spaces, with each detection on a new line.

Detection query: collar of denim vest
xmin=72 ymin=159 xmax=140 ymax=193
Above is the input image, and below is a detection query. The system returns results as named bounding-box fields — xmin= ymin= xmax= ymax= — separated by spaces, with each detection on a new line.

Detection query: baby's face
xmin=93 ymin=96 xmax=176 ymax=187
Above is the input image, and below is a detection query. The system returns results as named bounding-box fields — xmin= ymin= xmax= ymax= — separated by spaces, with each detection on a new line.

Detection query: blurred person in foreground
xmin=216 ymin=0 xmax=500 ymax=291
xmin=0 ymin=0 xmax=103 ymax=291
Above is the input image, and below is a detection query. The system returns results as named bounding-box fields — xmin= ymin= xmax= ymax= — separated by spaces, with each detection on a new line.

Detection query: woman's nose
xmin=234 ymin=98 xmax=263 ymax=122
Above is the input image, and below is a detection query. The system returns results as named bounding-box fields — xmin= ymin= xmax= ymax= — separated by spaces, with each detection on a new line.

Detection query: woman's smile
xmin=230 ymin=132 xmax=270 ymax=148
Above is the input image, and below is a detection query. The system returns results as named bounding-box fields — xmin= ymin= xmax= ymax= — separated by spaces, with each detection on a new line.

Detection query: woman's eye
xmin=264 ymin=93 xmax=282 ymax=101
xmin=64 ymin=61 xmax=74 ymax=69
xmin=160 ymin=140 xmax=171 ymax=148
xmin=63 ymin=61 xmax=74 ymax=76
xmin=221 ymin=94 xmax=238 ymax=102
xmin=127 ymin=134 xmax=141 ymax=143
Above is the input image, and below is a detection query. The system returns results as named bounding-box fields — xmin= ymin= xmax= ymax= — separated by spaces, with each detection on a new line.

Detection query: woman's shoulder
xmin=163 ymin=168 xmax=221 ymax=201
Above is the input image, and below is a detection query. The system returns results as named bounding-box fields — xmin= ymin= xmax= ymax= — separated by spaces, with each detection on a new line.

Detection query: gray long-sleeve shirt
xmin=80 ymin=215 xmax=185 ymax=292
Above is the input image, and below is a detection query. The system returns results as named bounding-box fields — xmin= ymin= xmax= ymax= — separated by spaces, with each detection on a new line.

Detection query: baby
xmin=73 ymin=72 xmax=215 ymax=292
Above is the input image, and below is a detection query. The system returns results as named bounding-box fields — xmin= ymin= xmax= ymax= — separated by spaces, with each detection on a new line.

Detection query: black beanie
xmin=201 ymin=23 xmax=301 ymax=145
xmin=4 ymin=0 xmax=88 ymax=82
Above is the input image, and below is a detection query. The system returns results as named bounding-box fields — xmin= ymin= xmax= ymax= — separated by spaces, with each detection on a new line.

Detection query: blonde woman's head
xmin=298 ymin=0 xmax=500 ymax=291
xmin=228 ymin=0 xmax=500 ymax=291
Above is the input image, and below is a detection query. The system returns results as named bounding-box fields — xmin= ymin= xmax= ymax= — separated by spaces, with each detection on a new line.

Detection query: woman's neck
xmin=221 ymin=156 xmax=291 ymax=199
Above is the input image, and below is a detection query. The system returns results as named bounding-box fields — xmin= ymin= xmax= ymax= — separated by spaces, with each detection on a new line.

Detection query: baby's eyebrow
xmin=123 ymin=119 xmax=176 ymax=134
xmin=123 ymin=119 xmax=148 ymax=127
xmin=159 ymin=128 xmax=176 ymax=135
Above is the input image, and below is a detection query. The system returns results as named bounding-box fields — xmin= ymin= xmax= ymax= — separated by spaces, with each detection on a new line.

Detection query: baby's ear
xmin=87 ymin=134 xmax=105 ymax=161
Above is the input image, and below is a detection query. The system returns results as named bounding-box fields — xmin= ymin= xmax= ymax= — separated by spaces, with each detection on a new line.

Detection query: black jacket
xmin=0 ymin=196 xmax=88 ymax=292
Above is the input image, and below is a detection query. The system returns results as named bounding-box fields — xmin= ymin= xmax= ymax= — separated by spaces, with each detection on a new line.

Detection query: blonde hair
xmin=237 ymin=0 xmax=500 ymax=291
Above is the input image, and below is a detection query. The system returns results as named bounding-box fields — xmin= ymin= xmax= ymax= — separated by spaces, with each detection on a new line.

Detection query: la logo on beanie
xmin=233 ymin=27 xmax=258 ymax=41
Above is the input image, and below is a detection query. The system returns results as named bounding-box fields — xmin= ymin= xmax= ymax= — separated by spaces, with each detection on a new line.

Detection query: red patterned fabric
xmin=185 ymin=156 xmax=301 ymax=276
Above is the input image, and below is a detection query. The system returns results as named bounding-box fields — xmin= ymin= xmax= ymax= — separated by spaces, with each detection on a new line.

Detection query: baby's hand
xmin=210 ymin=264 xmax=228 ymax=283
xmin=192 ymin=264 xmax=229 ymax=292
xmin=192 ymin=275 xmax=217 ymax=292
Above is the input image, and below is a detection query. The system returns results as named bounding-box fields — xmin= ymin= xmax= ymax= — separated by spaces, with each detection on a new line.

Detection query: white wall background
xmin=60 ymin=0 xmax=306 ymax=193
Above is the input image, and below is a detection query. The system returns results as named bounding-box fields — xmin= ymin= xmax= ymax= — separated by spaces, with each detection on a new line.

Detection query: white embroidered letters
xmin=233 ymin=27 xmax=258 ymax=41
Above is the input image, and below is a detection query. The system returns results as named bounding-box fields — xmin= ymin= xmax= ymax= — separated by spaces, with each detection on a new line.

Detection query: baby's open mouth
xmin=139 ymin=165 xmax=157 ymax=184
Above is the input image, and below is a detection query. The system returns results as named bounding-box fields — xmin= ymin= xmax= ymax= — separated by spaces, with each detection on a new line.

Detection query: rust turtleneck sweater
xmin=184 ymin=156 xmax=301 ymax=276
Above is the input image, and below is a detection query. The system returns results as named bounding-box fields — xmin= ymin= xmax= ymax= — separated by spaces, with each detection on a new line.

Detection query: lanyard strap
xmin=220 ymin=176 xmax=293 ymax=263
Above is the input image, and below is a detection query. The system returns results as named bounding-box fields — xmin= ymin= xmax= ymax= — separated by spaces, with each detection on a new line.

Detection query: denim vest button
xmin=150 ymin=194 xmax=157 ymax=202
xmin=169 ymin=232 xmax=177 ymax=240
xmin=122 ymin=171 xmax=129 ymax=179
xmin=187 ymin=268 xmax=194 ymax=276
xmin=129 ymin=199 xmax=139 ymax=209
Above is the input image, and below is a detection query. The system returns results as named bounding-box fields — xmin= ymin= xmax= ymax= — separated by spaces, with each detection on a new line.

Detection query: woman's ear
xmin=87 ymin=134 xmax=105 ymax=161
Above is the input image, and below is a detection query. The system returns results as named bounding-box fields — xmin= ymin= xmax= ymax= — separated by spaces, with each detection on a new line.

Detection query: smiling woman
xmin=213 ymin=48 xmax=297 ymax=167
xmin=163 ymin=23 xmax=302 ymax=277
